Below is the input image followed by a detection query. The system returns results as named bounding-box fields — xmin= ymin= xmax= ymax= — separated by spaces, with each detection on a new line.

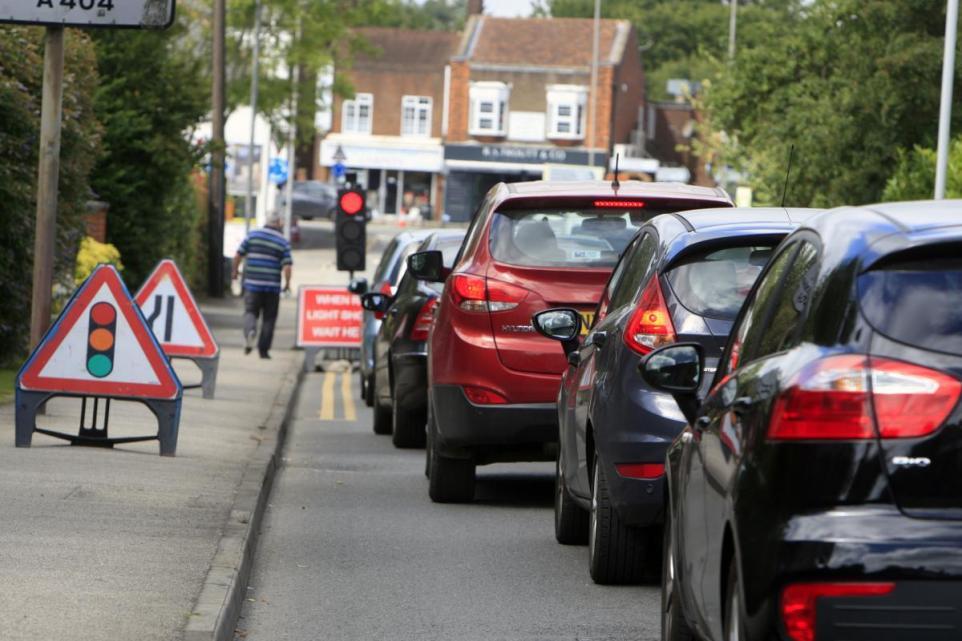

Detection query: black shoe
xmin=259 ymin=352 xmax=271 ymax=359
xmin=244 ymin=332 xmax=255 ymax=355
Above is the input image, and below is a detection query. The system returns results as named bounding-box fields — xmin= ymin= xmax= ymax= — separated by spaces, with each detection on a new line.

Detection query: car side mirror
xmin=639 ymin=343 xmax=705 ymax=424
xmin=532 ymin=308 xmax=583 ymax=357
xmin=348 ymin=277 xmax=368 ymax=295
xmin=407 ymin=250 xmax=448 ymax=283
xmin=360 ymin=292 xmax=391 ymax=313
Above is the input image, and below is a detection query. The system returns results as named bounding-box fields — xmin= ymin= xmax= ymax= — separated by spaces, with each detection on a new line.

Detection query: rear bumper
xmin=432 ymin=384 xmax=557 ymax=460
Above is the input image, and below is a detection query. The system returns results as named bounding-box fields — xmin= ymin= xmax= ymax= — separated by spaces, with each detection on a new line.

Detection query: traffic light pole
xmin=208 ymin=0 xmax=227 ymax=297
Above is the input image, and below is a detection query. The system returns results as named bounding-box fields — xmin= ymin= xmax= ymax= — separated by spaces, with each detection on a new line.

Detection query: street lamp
xmin=935 ymin=0 xmax=959 ymax=199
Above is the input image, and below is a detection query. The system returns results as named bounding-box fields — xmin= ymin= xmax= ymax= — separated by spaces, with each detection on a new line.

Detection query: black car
xmin=278 ymin=180 xmax=336 ymax=220
xmin=361 ymin=230 xmax=466 ymax=448
xmin=533 ymin=207 xmax=818 ymax=585
xmin=641 ymin=200 xmax=962 ymax=641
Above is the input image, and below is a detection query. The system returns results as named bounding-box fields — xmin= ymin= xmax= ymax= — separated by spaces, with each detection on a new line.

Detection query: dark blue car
xmin=534 ymin=207 xmax=820 ymax=584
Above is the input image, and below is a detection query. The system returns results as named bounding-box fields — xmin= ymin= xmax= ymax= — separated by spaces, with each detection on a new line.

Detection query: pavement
xmin=233 ymin=371 xmax=661 ymax=641
xmin=0 ymin=293 xmax=301 ymax=641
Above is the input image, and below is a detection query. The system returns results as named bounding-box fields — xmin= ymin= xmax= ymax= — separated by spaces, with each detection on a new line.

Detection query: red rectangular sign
xmin=296 ymin=286 xmax=363 ymax=348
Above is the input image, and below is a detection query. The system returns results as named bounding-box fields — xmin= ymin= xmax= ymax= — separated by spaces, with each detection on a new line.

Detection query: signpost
xmin=135 ymin=259 xmax=220 ymax=399
xmin=296 ymin=287 xmax=363 ymax=371
xmin=16 ymin=265 xmax=183 ymax=456
xmin=0 ymin=1 xmax=176 ymax=348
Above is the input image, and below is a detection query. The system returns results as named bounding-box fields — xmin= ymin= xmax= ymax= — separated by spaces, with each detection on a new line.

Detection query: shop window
xmin=546 ymin=85 xmax=587 ymax=139
xmin=470 ymin=82 xmax=509 ymax=136
xmin=401 ymin=96 xmax=432 ymax=137
xmin=342 ymin=93 xmax=373 ymax=134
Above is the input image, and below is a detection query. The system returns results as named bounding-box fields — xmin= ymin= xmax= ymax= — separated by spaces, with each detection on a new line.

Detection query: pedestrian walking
xmin=231 ymin=216 xmax=292 ymax=359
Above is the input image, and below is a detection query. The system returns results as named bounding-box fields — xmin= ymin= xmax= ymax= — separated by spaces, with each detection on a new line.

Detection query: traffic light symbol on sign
xmin=336 ymin=188 xmax=366 ymax=271
xmin=87 ymin=302 xmax=117 ymax=378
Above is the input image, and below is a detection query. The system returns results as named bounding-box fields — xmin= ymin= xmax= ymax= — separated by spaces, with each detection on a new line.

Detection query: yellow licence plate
xmin=580 ymin=312 xmax=595 ymax=335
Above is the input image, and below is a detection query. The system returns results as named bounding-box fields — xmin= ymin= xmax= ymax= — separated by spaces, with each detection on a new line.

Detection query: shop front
xmin=442 ymin=143 xmax=607 ymax=222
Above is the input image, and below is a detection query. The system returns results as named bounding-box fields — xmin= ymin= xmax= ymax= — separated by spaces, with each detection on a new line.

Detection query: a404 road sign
xmin=0 ymin=0 xmax=175 ymax=29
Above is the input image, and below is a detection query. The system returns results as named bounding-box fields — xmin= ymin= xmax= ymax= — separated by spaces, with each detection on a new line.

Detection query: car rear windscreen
xmin=666 ymin=245 xmax=775 ymax=320
xmin=489 ymin=208 xmax=654 ymax=268
xmin=859 ymin=256 xmax=962 ymax=356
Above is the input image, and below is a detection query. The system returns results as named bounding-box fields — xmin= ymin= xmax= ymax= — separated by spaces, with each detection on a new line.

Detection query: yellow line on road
xmin=341 ymin=372 xmax=356 ymax=421
xmin=319 ymin=371 xmax=336 ymax=420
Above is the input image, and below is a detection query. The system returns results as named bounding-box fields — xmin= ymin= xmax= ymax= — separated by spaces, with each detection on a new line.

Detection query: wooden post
xmin=29 ymin=27 xmax=66 ymax=348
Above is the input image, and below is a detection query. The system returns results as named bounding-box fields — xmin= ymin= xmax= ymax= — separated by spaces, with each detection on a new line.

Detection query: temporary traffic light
xmin=336 ymin=188 xmax=366 ymax=271
xmin=86 ymin=302 xmax=117 ymax=378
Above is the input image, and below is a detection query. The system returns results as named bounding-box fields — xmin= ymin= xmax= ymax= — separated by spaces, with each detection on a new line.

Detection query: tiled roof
xmin=352 ymin=27 xmax=460 ymax=71
xmin=460 ymin=17 xmax=631 ymax=68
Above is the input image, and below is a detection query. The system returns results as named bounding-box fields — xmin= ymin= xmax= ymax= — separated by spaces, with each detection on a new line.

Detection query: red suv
xmin=408 ymin=181 xmax=732 ymax=502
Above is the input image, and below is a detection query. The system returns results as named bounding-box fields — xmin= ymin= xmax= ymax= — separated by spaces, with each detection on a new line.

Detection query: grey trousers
xmin=243 ymin=290 xmax=280 ymax=354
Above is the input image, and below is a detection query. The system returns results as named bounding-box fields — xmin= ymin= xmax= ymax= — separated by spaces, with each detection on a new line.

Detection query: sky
xmin=482 ymin=0 xmax=540 ymax=17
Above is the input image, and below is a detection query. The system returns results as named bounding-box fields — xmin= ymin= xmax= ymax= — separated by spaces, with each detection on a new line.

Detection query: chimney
xmin=467 ymin=0 xmax=484 ymax=16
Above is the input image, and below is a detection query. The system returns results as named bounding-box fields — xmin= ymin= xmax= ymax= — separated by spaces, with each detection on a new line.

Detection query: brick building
xmin=442 ymin=16 xmax=646 ymax=221
xmin=319 ymin=28 xmax=459 ymax=218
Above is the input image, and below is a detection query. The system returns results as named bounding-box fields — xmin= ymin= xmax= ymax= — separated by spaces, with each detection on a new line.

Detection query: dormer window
xmin=469 ymin=82 xmax=509 ymax=136
xmin=547 ymin=85 xmax=588 ymax=139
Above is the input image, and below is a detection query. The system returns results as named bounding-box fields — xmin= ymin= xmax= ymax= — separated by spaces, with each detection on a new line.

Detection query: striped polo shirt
xmin=237 ymin=226 xmax=293 ymax=293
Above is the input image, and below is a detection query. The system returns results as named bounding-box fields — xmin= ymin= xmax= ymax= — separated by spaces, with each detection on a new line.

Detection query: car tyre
xmin=554 ymin=452 xmax=589 ymax=545
xmin=391 ymin=383 xmax=426 ymax=449
xmin=364 ymin=373 xmax=375 ymax=407
xmin=372 ymin=371 xmax=392 ymax=435
xmin=427 ymin=428 xmax=475 ymax=503
xmin=661 ymin=511 xmax=694 ymax=641
xmin=588 ymin=454 xmax=647 ymax=584
xmin=724 ymin=557 xmax=745 ymax=641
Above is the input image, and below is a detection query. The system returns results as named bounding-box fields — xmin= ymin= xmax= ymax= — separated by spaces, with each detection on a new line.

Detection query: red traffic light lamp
xmin=339 ymin=191 xmax=364 ymax=216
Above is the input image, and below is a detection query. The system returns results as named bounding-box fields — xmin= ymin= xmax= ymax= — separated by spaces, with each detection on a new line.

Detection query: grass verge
xmin=0 ymin=368 xmax=16 ymax=405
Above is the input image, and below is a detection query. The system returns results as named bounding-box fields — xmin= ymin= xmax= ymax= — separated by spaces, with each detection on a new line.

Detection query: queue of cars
xmin=354 ymin=180 xmax=962 ymax=641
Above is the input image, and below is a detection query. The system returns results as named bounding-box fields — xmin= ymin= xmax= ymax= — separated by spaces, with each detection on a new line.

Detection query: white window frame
xmin=342 ymin=93 xmax=373 ymax=134
xmin=469 ymin=82 xmax=509 ymax=136
xmin=401 ymin=95 xmax=432 ymax=137
xmin=546 ymin=85 xmax=588 ymax=140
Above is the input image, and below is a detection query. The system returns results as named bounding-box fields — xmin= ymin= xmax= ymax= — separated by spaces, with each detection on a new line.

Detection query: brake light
xmin=409 ymin=297 xmax=438 ymax=341
xmin=624 ymin=277 xmax=675 ymax=355
xmin=767 ymin=355 xmax=961 ymax=441
xmin=463 ymin=385 xmax=508 ymax=405
xmin=616 ymin=463 xmax=665 ymax=479
xmin=450 ymin=274 xmax=527 ymax=313
xmin=781 ymin=582 xmax=895 ymax=641
xmin=374 ymin=281 xmax=393 ymax=320
xmin=594 ymin=200 xmax=646 ymax=208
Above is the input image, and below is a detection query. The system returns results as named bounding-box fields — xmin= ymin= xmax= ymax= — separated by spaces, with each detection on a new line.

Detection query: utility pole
xmin=587 ymin=0 xmax=601 ymax=170
xmin=728 ymin=0 xmax=738 ymax=60
xmin=244 ymin=0 xmax=262 ymax=232
xmin=284 ymin=17 xmax=302 ymax=241
xmin=29 ymin=27 xmax=65 ymax=348
xmin=208 ymin=0 xmax=227 ymax=296
xmin=936 ymin=0 xmax=959 ymax=199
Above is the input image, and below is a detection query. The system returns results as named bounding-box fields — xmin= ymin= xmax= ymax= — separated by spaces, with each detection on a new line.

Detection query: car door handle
xmin=732 ymin=397 xmax=754 ymax=416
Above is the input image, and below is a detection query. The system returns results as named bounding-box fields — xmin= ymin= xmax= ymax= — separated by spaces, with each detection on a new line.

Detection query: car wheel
xmin=359 ymin=370 xmax=367 ymax=402
xmin=371 ymin=371 xmax=392 ymax=435
xmin=554 ymin=451 xmax=589 ymax=545
xmin=424 ymin=411 xmax=434 ymax=478
xmin=662 ymin=512 xmax=694 ymax=641
xmin=391 ymin=382 xmax=426 ymax=449
xmin=724 ymin=557 xmax=745 ymax=641
xmin=427 ymin=428 xmax=475 ymax=503
xmin=588 ymin=454 xmax=647 ymax=584
xmin=364 ymin=373 xmax=375 ymax=407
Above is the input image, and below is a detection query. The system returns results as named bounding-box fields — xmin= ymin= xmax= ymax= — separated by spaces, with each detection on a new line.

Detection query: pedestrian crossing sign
xmin=18 ymin=264 xmax=181 ymax=400
xmin=135 ymin=259 xmax=219 ymax=358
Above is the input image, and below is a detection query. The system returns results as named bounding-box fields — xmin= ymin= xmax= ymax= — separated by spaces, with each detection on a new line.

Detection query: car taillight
xmin=615 ymin=463 xmax=665 ymax=479
xmin=624 ymin=277 xmax=675 ymax=355
xmin=767 ymin=355 xmax=961 ymax=441
xmin=781 ymin=582 xmax=895 ymax=641
xmin=374 ymin=281 xmax=393 ymax=320
xmin=450 ymin=274 xmax=527 ymax=313
xmin=463 ymin=385 xmax=508 ymax=404
xmin=409 ymin=297 xmax=438 ymax=341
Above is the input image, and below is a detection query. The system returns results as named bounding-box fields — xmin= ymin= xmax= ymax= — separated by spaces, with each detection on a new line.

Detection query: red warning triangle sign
xmin=134 ymin=259 xmax=218 ymax=358
xmin=18 ymin=264 xmax=181 ymax=400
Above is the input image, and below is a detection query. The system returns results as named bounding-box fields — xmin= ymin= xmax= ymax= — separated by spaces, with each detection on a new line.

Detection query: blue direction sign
xmin=269 ymin=157 xmax=289 ymax=186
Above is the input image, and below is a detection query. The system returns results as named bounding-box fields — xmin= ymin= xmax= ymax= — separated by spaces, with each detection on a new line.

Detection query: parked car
xmin=533 ymin=207 xmax=820 ymax=584
xmin=349 ymin=229 xmax=436 ymax=414
xmin=277 ymin=180 xmax=337 ymax=220
xmin=361 ymin=230 xmax=467 ymax=448
xmin=642 ymin=200 xmax=962 ymax=641
xmin=407 ymin=180 xmax=733 ymax=503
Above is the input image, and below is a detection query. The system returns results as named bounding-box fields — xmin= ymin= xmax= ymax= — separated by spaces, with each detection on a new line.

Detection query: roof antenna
xmin=611 ymin=153 xmax=621 ymax=193
xmin=780 ymin=144 xmax=795 ymax=207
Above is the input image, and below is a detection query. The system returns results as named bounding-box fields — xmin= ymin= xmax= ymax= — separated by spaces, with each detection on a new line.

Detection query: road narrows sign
xmin=135 ymin=259 xmax=218 ymax=358
xmin=18 ymin=264 xmax=181 ymax=400
xmin=0 ymin=0 xmax=176 ymax=29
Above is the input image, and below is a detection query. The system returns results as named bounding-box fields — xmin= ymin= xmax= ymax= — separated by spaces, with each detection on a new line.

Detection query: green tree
xmin=883 ymin=137 xmax=962 ymax=201
xmin=0 ymin=27 xmax=101 ymax=362
xmin=91 ymin=23 xmax=208 ymax=289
